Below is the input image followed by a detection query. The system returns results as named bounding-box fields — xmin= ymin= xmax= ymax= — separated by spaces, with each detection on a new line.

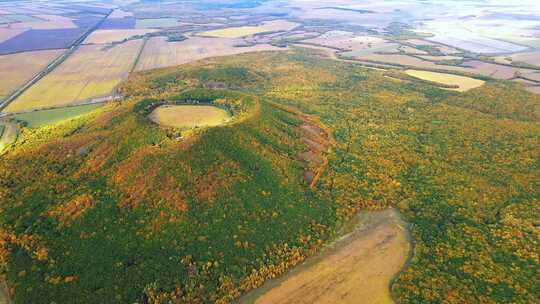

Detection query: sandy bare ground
xmin=239 ymin=209 xmax=410 ymax=304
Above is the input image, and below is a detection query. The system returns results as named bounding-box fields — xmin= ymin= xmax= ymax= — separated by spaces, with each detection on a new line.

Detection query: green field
xmin=0 ymin=50 xmax=538 ymax=304
xmin=14 ymin=103 xmax=104 ymax=128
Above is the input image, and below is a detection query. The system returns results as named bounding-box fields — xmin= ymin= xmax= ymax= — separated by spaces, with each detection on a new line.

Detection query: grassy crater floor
xmin=149 ymin=105 xmax=231 ymax=129
xmin=0 ymin=49 xmax=538 ymax=303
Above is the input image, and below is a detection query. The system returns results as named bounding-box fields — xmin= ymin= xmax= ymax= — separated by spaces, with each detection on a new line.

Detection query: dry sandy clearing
xmin=135 ymin=36 xmax=283 ymax=71
xmin=84 ymin=29 xmax=158 ymax=44
xmin=5 ymin=41 xmax=142 ymax=112
xmin=149 ymin=105 xmax=231 ymax=129
xmin=240 ymin=209 xmax=410 ymax=304
xmin=406 ymin=69 xmax=485 ymax=92
xmin=0 ymin=49 xmax=63 ymax=100
xmin=199 ymin=20 xmax=298 ymax=38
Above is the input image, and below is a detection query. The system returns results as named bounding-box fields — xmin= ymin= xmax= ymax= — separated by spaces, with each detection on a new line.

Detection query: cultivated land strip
xmin=0 ymin=10 xmax=112 ymax=112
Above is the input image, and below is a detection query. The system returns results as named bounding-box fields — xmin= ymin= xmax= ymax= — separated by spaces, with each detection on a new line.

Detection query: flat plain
xmin=84 ymin=29 xmax=157 ymax=44
xmin=135 ymin=36 xmax=283 ymax=71
xmin=199 ymin=20 xmax=298 ymax=38
xmin=0 ymin=49 xmax=63 ymax=100
xmin=4 ymin=40 xmax=142 ymax=112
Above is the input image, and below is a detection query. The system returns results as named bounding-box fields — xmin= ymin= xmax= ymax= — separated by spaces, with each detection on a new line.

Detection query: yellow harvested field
xmin=5 ymin=40 xmax=143 ymax=112
xmin=149 ymin=105 xmax=231 ymax=129
xmin=406 ymin=69 xmax=485 ymax=92
xmin=240 ymin=209 xmax=410 ymax=304
xmin=0 ymin=49 xmax=63 ymax=100
xmin=199 ymin=20 xmax=298 ymax=38
xmin=84 ymin=29 xmax=158 ymax=44
xmin=135 ymin=36 xmax=283 ymax=71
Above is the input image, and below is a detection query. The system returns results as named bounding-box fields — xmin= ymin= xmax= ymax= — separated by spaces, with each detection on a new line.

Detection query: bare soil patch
xmin=240 ymin=209 xmax=410 ymax=304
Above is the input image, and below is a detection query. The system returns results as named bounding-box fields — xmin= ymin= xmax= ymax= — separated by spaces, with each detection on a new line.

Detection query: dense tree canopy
xmin=0 ymin=49 xmax=538 ymax=303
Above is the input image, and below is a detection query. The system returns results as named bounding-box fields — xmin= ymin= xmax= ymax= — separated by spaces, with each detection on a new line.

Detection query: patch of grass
xmin=14 ymin=103 xmax=104 ymax=128
xmin=405 ymin=69 xmax=485 ymax=92
xmin=149 ymin=105 xmax=231 ymax=129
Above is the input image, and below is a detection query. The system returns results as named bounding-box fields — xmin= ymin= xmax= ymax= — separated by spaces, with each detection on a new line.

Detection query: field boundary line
xmin=0 ymin=10 xmax=113 ymax=112
xmin=130 ymin=37 xmax=148 ymax=73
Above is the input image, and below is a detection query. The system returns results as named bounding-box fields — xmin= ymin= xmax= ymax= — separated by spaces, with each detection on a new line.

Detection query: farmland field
xmin=108 ymin=9 xmax=133 ymax=19
xmin=340 ymin=42 xmax=400 ymax=57
xmin=199 ymin=20 xmax=298 ymax=38
xmin=418 ymin=55 xmax=462 ymax=62
xmin=135 ymin=18 xmax=181 ymax=29
xmin=405 ymin=69 xmax=485 ymax=91
xmin=13 ymin=103 xmax=104 ymax=128
xmin=135 ymin=36 xmax=282 ymax=71
xmin=4 ymin=40 xmax=143 ymax=112
xmin=0 ymin=49 xmax=63 ymax=100
xmin=0 ymin=14 xmax=103 ymax=54
xmin=149 ymin=105 xmax=231 ymax=129
xmin=99 ymin=17 xmax=136 ymax=30
xmin=84 ymin=29 xmax=157 ymax=44
xmin=461 ymin=60 xmax=536 ymax=80
xmin=399 ymin=45 xmax=429 ymax=55
xmin=494 ymin=50 xmax=540 ymax=68
xmin=9 ymin=14 xmax=76 ymax=30
xmin=302 ymin=31 xmax=388 ymax=51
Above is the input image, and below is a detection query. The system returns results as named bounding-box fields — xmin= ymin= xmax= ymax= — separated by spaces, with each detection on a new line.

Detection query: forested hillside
xmin=0 ymin=49 xmax=538 ymax=303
